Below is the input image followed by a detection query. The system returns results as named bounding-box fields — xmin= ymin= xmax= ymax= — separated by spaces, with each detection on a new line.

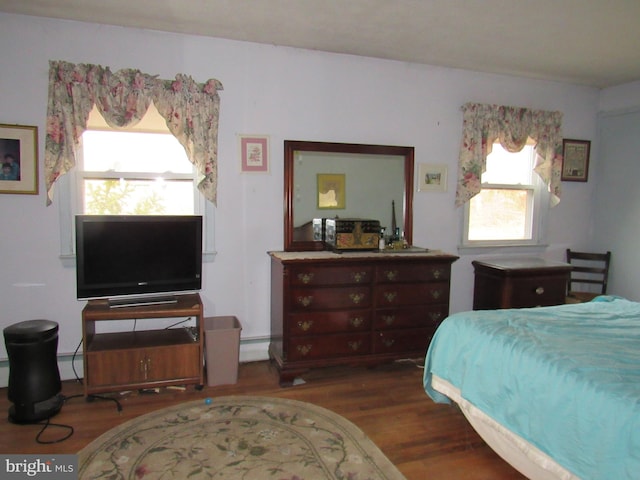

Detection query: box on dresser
xmin=324 ymin=218 xmax=380 ymax=251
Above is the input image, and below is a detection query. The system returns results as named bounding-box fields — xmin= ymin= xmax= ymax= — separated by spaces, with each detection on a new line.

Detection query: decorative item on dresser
xmin=269 ymin=250 xmax=458 ymax=386
xmin=472 ymin=257 xmax=572 ymax=310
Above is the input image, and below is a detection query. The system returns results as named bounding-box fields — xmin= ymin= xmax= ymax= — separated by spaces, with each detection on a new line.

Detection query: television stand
xmin=82 ymin=293 xmax=204 ymax=397
xmin=109 ymin=295 xmax=178 ymax=309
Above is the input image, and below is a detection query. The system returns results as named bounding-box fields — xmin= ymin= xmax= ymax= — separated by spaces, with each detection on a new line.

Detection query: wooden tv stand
xmin=81 ymin=293 xmax=204 ymax=397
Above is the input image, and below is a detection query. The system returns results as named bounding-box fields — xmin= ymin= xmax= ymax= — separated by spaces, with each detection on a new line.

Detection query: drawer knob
xmin=297 ymin=320 xmax=314 ymax=331
xmin=432 ymin=269 xmax=443 ymax=279
xmin=296 ymin=344 xmax=312 ymax=356
xmin=383 ymin=315 xmax=396 ymax=326
xmin=535 ymin=286 xmax=545 ymax=295
xmin=296 ymin=296 xmax=314 ymax=307
xmin=429 ymin=312 xmax=442 ymax=321
xmin=297 ymin=273 xmax=314 ymax=284
xmin=349 ymin=293 xmax=366 ymax=304
xmin=384 ymin=270 xmax=399 ymax=281
xmin=381 ymin=337 xmax=395 ymax=348
xmin=384 ymin=292 xmax=398 ymax=303
xmin=351 ymin=271 xmax=367 ymax=283
xmin=348 ymin=340 xmax=363 ymax=351
xmin=430 ymin=289 xmax=442 ymax=300
xmin=349 ymin=317 xmax=364 ymax=328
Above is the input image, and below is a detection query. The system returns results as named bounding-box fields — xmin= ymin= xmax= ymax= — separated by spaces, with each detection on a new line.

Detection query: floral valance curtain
xmin=44 ymin=60 xmax=223 ymax=205
xmin=455 ymin=102 xmax=563 ymax=207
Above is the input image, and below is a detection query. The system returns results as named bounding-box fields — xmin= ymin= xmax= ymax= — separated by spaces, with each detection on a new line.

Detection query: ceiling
xmin=2 ymin=0 xmax=639 ymax=88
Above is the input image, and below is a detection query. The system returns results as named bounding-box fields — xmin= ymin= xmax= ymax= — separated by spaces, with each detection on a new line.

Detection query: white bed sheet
xmin=431 ymin=374 xmax=580 ymax=480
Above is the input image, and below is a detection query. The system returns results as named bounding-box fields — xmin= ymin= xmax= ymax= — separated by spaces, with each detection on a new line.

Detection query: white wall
xmin=593 ymin=81 xmax=640 ymax=300
xmin=0 ymin=13 xmax=602 ymax=384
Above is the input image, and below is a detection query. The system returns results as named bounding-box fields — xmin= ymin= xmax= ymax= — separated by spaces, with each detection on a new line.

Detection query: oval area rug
xmin=78 ymin=395 xmax=406 ymax=479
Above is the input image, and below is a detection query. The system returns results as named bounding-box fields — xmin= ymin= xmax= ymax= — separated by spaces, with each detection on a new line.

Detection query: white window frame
xmin=58 ymin=122 xmax=216 ymax=267
xmin=460 ymin=142 xmax=550 ymax=252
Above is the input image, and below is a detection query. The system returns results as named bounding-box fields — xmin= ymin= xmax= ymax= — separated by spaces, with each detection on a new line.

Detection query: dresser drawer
xmin=376 ymin=283 xmax=449 ymax=306
xmin=290 ymin=286 xmax=371 ymax=310
xmin=374 ymin=305 xmax=447 ymax=330
xmin=376 ymin=263 xmax=450 ymax=283
xmin=289 ymin=311 xmax=371 ymax=335
xmin=287 ymin=333 xmax=371 ymax=360
xmin=290 ymin=265 xmax=373 ymax=286
xmin=509 ymin=276 xmax=569 ymax=308
xmin=373 ymin=328 xmax=434 ymax=354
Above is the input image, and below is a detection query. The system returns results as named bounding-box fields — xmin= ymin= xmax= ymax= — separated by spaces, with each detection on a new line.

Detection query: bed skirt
xmin=431 ymin=375 xmax=579 ymax=480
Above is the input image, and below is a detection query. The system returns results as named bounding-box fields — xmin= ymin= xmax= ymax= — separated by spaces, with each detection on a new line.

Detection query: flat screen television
xmin=75 ymin=215 xmax=202 ymax=305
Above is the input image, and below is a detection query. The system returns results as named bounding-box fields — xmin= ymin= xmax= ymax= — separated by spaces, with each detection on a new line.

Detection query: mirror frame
xmin=284 ymin=140 xmax=414 ymax=251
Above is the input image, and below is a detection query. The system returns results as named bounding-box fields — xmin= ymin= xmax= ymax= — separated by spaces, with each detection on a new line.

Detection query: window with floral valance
xmin=44 ymin=60 xmax=223 ymax=206
xmin=455 ymin=102 xmax=563 ymax=207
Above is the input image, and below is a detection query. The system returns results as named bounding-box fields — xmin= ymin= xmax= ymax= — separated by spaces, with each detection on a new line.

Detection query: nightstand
xmin=472 ymin=258 xmax=571 ymax=310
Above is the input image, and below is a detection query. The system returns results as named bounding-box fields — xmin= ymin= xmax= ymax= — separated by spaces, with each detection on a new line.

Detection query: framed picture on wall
xmin=417 ymin=163 xmax=447 ymax=192
xmin=239 ymin=135 xmax=270 ymax=173
xmin=0 ymin=124 xmax=38 ymax=195
xmin=561 ymin=139 xmax=590 ymax=182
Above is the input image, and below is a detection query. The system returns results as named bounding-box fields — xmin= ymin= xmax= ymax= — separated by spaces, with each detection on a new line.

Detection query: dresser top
xmin=472 ymin=257 xmax=571 ymax=273
xmin=269 ymin=248 xmax=457 ymax=262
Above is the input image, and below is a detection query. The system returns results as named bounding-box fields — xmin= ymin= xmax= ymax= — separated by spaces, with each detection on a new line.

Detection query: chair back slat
xmin=565 ymin=249 xmax=611 ymax=299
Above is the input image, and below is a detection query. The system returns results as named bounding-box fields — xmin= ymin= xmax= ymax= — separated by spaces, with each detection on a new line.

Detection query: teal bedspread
xmin=423 ymin=296 xmax=640 ymax=479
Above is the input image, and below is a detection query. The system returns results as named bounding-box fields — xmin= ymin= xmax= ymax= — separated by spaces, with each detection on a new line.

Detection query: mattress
xmin=423 ymin=296 xmax=640 ymax=479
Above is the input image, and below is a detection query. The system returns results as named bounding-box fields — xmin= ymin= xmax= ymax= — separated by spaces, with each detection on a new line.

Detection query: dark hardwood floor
xmin=1 ymin=360 xmax=525 ymax=479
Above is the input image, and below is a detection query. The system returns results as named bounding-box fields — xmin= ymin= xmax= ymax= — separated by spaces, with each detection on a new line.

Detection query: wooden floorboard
xmin=0 ymin=360 xmax=525 ymax=479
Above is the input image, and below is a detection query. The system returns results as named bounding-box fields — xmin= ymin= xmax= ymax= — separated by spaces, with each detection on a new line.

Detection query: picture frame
xmin=0 ymin=124 xmax=38 ymax=195
xmin=239 ymin=135 xmax=270 ymax=173
xmin=561 ymin=139 xmax=590 ymax=182
xmin=317 ymin=173 xmax=346 ymax=209
xmin=417 ymin=163 xmax=447 ymax=192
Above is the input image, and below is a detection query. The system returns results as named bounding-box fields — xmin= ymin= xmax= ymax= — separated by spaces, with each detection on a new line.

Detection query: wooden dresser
xmin=472 ymin=258 xmax=571 ymax=310
xmin=269 ymin=249 xmax=458 ymax=386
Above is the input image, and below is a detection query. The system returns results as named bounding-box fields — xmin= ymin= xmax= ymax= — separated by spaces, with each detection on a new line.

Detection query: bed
xmin=423 ymin=296 xmax=640 ymax=479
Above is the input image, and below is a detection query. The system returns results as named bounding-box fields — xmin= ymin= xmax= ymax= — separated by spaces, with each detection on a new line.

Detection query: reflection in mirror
xmin=284 ymin=141 xmax=414 ymax=251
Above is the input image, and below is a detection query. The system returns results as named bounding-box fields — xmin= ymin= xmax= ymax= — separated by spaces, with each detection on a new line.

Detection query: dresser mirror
xmin=284 ymin=140 xmax=414 ymax=251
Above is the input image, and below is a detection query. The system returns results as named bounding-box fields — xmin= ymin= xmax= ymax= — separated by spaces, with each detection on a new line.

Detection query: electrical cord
xmin=72 ymin=337 xmax=125 ymax=413
xmin=35 ymin=416 xmax=74 ymax=444
xmin=31 ymin=391 xmax=122 ymax=444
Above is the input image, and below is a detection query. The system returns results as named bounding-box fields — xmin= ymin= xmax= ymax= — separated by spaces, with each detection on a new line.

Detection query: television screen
xmin=75 ymin=215 xmax=202 ymax=301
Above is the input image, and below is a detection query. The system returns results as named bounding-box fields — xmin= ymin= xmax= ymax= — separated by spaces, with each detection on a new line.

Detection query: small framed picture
xmin=317 ymin=173 xmax=346 ymax=209
xmin=0 ymin=124 xmax=39 ymax=195
xmin=561 ymin=139 xmax=590 ymax=182
xmin=417 ymin=163 xmax=447 ymax=192
xmin=239 ymin=135 xmax=269 ymax=173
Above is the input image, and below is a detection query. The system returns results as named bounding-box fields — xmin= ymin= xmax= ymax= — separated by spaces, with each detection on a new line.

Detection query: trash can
xmin=3 ymin=319 xmax=63 ymax=423
xmin=204 ymin=316 xmax=242 ymax=386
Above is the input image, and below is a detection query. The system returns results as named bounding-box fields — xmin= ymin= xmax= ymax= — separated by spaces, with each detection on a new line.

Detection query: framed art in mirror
xmin=317 ymin=173 xmax=345 ymax=209
xmin=0 ymin=124 xmax=38 ymax=195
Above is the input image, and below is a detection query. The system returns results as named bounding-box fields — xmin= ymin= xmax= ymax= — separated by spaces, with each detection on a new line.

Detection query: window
xmin=59 ymin=105 xmax=215 ymax=264
xmin=462 ymin=140 xmax=549 ymax=247
xmin=79 ymin=130 xmax=197 ymax=216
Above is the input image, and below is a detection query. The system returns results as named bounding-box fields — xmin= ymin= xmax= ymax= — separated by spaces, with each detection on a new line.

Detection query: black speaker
xmin=3 ymin=319 xmax=63 ymax=424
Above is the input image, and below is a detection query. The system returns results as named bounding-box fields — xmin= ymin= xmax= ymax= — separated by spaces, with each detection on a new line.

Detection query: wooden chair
xmin=565 ymin=249 xmax=611 ymax=303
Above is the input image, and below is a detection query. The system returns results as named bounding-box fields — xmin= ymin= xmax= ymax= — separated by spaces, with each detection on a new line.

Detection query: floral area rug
xmin=78 ymin=395 xmax=406 ymax=479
